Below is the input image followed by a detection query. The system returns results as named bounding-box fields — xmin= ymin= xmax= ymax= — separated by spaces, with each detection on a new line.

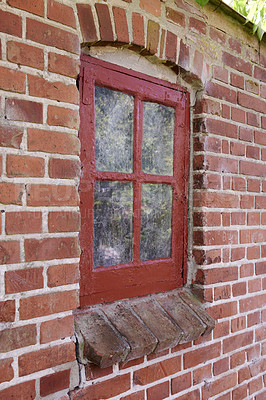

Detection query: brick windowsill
xmin=74 ymin=288 xmax=215 ymax=368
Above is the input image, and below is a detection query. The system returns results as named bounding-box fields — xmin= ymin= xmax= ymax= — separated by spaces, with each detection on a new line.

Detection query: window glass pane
xmin=93 ymin=181 xmax=133 ymax=268
xmin=95 ymin=86 xmax=134 ymax=172
xmin=140 ymin=184 xmax=172 ymax=261
xmin=142 ymin=102 xmax=175 ymax=175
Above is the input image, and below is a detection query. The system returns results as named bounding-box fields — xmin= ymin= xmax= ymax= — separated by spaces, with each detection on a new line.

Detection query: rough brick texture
xmin=0 ymin=0 xmax=265 ymax=400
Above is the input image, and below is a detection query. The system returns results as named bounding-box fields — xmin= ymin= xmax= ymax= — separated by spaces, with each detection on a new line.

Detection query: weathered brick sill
xmin=74 ymin=288 xmax=215 ymax=368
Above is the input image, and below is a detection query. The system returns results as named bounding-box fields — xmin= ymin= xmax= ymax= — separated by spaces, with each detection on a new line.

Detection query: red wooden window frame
xmin=79 ymin=55 xmax=190 ymax=306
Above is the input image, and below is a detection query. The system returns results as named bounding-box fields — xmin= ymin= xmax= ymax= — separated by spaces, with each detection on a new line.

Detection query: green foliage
xmin=194 ymin=0 xmax=266 ymax=40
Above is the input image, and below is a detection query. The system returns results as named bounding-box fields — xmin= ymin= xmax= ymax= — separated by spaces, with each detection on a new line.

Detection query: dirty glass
xmin=140 ymin=184 xmax=172 ymax=261
xmin=142 ymin=102 xmax=175 ymax=176
xmin=93 ymin=181 xmax=133 ymax=268
xmin=95 ymin=86 xmax=134 ymax=172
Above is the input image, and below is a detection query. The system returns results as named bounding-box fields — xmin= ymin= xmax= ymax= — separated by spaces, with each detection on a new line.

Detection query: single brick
xmin=171 ymin=372 xmax=191 ymax=394
xmin=5 ymin=267 xmax=43 ymax=294
xmin=189 ymin=17 xmax=206 ymax=34
xmin=184 ymin=343 xmax=221 ymax=369
xmin=113 ymin=7 xmax=129 ymax=43
xmin=166 ymin=7 xmax=185 ymax=27
xmin=223 ymin=52 xmax=252 ymax=75
xmin=165 ymin=31 xmax=177 ymax=62
xmin=6 ymin=211 xmax=42 ymax=235
xmin=18 ymin=342 xmax=75 ymax=376
xmin=48 ymin=212 xmax=80 ymax=233
xmin=133 ymin=356 xmax=181 ymax=385
xmin=147 ymin=20 xmax=160 ymax=55
xmin=147 ymin=381 xmax=169 ymax=400
xmin=48 ymin=158 xmax=80 ymax=179
xmin=48 ymin=52 xmax=79 ymax=78
xmin=140 ymin=0 xmax=161 ymax=16
xmin=132 ymin=13 xmax=145 ymax=47
xmin=7 ymin=41 xmax=44 ymax=70
xmin=28 ymin=129 xmax=80 ymax=155
xmin=0 ymin=381 xmax=36 ymax=400
xmin=0 ymin=324 xmax=36 ymax=352
xmin=0 ymin=300 xmax=15 ymax=322
xmin=20 ymin=290 xmax=79 ymax=320
xmin=0 ymin=66 xmax=25 ymax=93
xmin=27 ymin=184 xmax=79 ymax=206
xmin=47 ymin=263 xmax=79 ymax=287
xmin=0 ymin=240 xmax=20 ymax=264
xmin=95 ymin=3 xmax=114 ymax=41
xmin=47 ymin=105 xmax=79 ymax=129
xmin=0 ymin=125 xmax=23 ymax=149
xmin=40 ymin=315 xmax=74 ymax=344
xmin=7 ymin=0 xmax=44 ymax=16
xmin=0 ymin=9 xmax=22 ymax=37
xmin=77 ymin=3 xmax=98 ymax=43
xmin=5 ymin=98 xmax=43 ymax=123
xmin=0 ymin=358 xmax=14 ymax=383
xmin=178 ymin=40 xmax=190 ymax=70
xmin=6 ymin=154 xmax=44 ymax=177
xmin=47 ymin=0 xmax=76 ymax=28
xmin=24 ymin=237 xmax=80 ymax=262
xmin=40 ymin=369 xmax=70 ymax=397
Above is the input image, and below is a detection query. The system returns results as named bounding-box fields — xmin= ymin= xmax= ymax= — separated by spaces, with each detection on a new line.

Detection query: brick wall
xmin=0 ymin=0 xmax=265 ymax=399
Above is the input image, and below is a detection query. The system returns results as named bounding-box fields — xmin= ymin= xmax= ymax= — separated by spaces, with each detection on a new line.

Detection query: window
xmin=79 ymin=55 xmax=190 ymax=306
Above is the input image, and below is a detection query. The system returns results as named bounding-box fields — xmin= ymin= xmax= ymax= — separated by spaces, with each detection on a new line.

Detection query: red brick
xmin=213 ymin=65 xmax=228 ymax=83
xmin=230 ymin=72 xmax=244 ymax=89
xmin=132 ymin=13 xmax=145 ymax=47
xmin=196 ymin=266 xmax=238 ymax=285
xmin=231 ymin=247 xmax=245 ymax=261
xmin=171 ymin=372 xmax=191 ymax=394
xmin=255 ymin=196 xmax=266 ymax=209
xmin=246 ymin=79 xmax=259 ymax=94
xmin=134 ymin=356 xmax=181 ymax=385
xmin=255 ymin=325 xmax=266 ymax=341
xmin=248 ymin=210 xmax=260 ymax=224
xmin=25 ymin=237 xmax=80 ymax=262
xmin=47 ymin=263 xmax=79 ymax=287
xmin=254 ymin=66 xmax=266 ymax=83
xmin=240 ymin=229 xmax=266 ymax=244
xmin=255 ymin=130 xmax=266 ymax=146
xmin=213 ymin=357 xmax=229 ymax=375
xmin=0 ymin=380 xmax=36 ymax=400
xmin=5 ymin=267 xmax=43 ymax=294
xmin=248 ymin=277 xmax=261 ymax=292
xmin=113 ymin=7 xmax=129 ymax=43
xmin=7 ymin=41 xmax=44 ymax=70
xmin=248 ymin=179 xmax=260 ymax=192
xmin=247 ymin=311 xmax=261 ymax=327
xmin=247 ymin=246 xmax=260 ymax=260
xmin=85 ymin=364 xmax=113 ymax=381
xmin=247 ymin=111 xmax=259 ymax=127
xmin=47 ymin=105 xmax=79 ymax=129
xmin=0 ymin=358 xmax=14 ymax=383
xmin=240 ymin=294 xmax=266 ymax=313
xmin=0 ymin=324 xmax=36 ymax=352
xmin=206 ymin=82 xmax=236 ymax=104
xmin=239 ymin=126 xmax=253 ymax=142
xmin=233 ymin=282 xmax=246 ymax=299
xmin=48 ymin=0 xmax=76 ymax=28
xmin=249 ymin=376 xmax=263 ymax=395
xmin=232 ymin=385 xmax=247 ymax=400
xmin=48 ymin=52 xmax=79 ymax=78
xmin=27 ymin=18 xmax=79 ymax=54
xmin=192 ymin=50 xmax=204 ymax=78
xmin=121 ymin=392 xmax=145 ymax=400
xmin=0 ymin=240 xmax=20 ymax=264
xmin=238 ymin=92 xmax=266 ymax=113
xmin=184 ymin=343 xmax=220 ymax=369
xmin=28 ymin=75 xmax=79 ymax=104
xmin=7 ymin=0 xmax=44 ymax=16
xmin=40 ymin=369 xmax=70 ymax=397
xmin=255 ymin=261 xmax=266 ymax=275
xmin=0 ymin=9 xmax=22 ymax=37
xmin=194 ymin=229 xmax=238 ymax=246
xmin=28 ymin=128 xmax=80 ymax=155
xmin=221 ymin=104 xmax=229 ymax=119
xmin=147 ymin=20 xmax=160 ymax=55
xmin=0 ymin=66 xmax=25 ymax=93
xmin=240 ymin=194 xmax=255 ymax=209
xmin=202 ymin=373 xmax=237 ymax=400
xmin=49 ymin=158 xmax=80 ymax=179
xmin=206 ymin=118 xmax=237 ymax=138
xmin=238 ymin=366 xmax=252 ymax=383
xmin=20 ymin=290 xmax=79 ymax=320
xmin=95 ymin=3 xmax=114 ymax=41
xmin=77 ymin=4 xmax=97 ymax=43
xmin=140 ymin=0 xmax=161 ymax=16
xmin=229 ymin=37 xmax=241 ymax=53
xmin=6 ymin=211 xmax=42 ymax=235
xmin=240 ymin=160 xmax=266 ymax=177
xmin=0 ymin=300 xmax=15 ymax=322
xmin=178 ymin=40 xmax=190 ymax=70
xmin=165 ymin=31 xmax=177 ymax=62
xmin=194 ymin=192 xmax=238 ymax=208
xmin=0 ymin=182 xmax=23 ymax=205
xmin=232 ymin=176 xmax=246 ymax=191
xmin=214 ymin=285 xmax=231 ymax=301
xmin=48 ymin=211 xmax=80 ymax=233
xmin=173 ymin=389 xmax=200 ymax=400
xmin=5 ymin=98 xmax=42 ymax=123
xmin=208 ymin=301 xmax=237 ymax=320
xmin=189 ymin=17 xmax=206 ymax=34
xmin=240 ymin=262 xmax=254 ymax=278
xmin=166 ymin=7 xmax=185 ymax=27
xmin=19 ymin=342 xmax=75 ymax=376
xmin=0 ymin=125 xmax=23 ymax=149
xmin=147 ymin=381 xmax=169 ymax=400
xmin=40 ymin=315 xmax=74 ymax=344
xmin=210 ymin=27 xmax=226 ymax=44
xmin=223 ymin=52 xmax=252 ymax=75
xmin=231 ymin=316 xmax=246 ymax=333
xmin=6 ymin=154 xmax=44 ymax=177
xmin=72 ymin=374 xmax=131 ymax=399
xmin=193 ymin=364 xmax=212 ymax=385
xmin=27 ymin=184 xmax=79 ymax=206
xmin=230 ymin=351 xmax=245 ymax=369
xmin=231 ymin=107 xmax=245 ymax=123
xmin=231 ymin=212 xmax=246 ymax=225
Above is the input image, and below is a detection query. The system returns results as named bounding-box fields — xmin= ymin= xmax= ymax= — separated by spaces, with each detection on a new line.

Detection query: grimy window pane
xmin=140 ymin=184 xmax=172 ymax=261
xmin=93 ymin=181 xmax=133 ymax=268
xmin=142 ymin=102 xmax=175 ymax=176
xmin=95 ymin=86 xmax=134 ymax=172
